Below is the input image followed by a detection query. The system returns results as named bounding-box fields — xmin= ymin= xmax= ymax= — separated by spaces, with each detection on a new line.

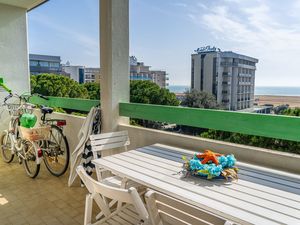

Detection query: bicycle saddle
xmin=41 ymin=106 xmax=53 ymax=114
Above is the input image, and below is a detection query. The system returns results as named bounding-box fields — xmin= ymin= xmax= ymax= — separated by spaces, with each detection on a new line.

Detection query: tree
xmin=130 ymin=80 xmax=179 ymax=106
xmin=282 ymin=107 xmax=300 ymax=116
xmin=31 ymin=74 xmax=89 ymax=99
xmin=181 ymin=89 xmax=219 ymax=109
xmin=83 ymin=82 xmax=100 ymax=100
xmin=129 ymin=80 xmax=179 ymax=128
xmin=178 ymin=89 xmax=219 ymax=135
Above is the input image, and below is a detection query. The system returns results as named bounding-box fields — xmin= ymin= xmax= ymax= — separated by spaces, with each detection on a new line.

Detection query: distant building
xmin=62 ymin=62 xmax=85 ymax=83
xmin=29 ymin=54 xmax=62 ymax=75
xmin=130 ymin=56 xmax=168 ymax=88
xmin=191 ymin=46 xmax=258 ymax=110
xmin=62 ymin=62 xmax=100 ymax=84
xmin=84 ymin=67 xmax=101 ymax=83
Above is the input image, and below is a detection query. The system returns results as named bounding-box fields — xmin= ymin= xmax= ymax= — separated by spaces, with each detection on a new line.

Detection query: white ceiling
xmin=0 ymin=0 xmax=47 ymax=11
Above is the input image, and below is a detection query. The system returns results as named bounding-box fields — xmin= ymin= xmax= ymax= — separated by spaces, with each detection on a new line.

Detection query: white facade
xmin=62 ymin=65 xmax=84 ymax=83
xmin=129 ymin=56 xmax=167 ymax=88
xmin=62 ymin=64 xmax=100 ymax=83
xmin=84 ymin=67 xmax=100 ymax=83
xmin=191 ymin=48 xmax=258 ymax=110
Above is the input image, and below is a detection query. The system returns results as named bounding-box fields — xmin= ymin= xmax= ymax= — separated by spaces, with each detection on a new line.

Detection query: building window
xmin=30 ymin=60 xmax=38 ymax=66
xmin=191 ymin=59 xmax=194 ymax=89
xmin=49 ymin=62 xmax=59 ymax=68
xmin=200 ymin=54 xmax=206 ymax=91
xmin=212 ymin=57 xmax=217 ymax=97
xmin=39 ymin=61 xmax=49 ymax=67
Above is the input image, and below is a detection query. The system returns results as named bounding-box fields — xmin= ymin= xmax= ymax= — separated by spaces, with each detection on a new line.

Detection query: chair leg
xmin=84 ymin=194 xmax=93 ymax=225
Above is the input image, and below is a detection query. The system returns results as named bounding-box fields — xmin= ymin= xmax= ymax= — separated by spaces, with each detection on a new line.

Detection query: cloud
xmin=184 ymin=0 xmax=300 ymax=86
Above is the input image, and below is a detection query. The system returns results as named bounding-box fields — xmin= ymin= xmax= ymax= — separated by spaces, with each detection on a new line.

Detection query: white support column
xmin=0 ymin=4 xmax=30 ymax=95
xmin=100 ymin=0 xmax=130 ymax=133
xmin=0 ymin=4 xmax=30 ymax=131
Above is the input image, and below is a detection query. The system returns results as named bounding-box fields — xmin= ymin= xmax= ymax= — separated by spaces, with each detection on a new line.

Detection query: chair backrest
xmin=145 ymin=190 xmax=237 ymax=225
xmin=76 ymin=165 xmax=148 ymax=221
xmin=90 ymin=130 xmax=130 ymax=159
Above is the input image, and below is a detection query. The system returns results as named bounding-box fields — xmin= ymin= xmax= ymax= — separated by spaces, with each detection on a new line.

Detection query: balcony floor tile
xmin=0 ymin=157 xmax=98 ymax=225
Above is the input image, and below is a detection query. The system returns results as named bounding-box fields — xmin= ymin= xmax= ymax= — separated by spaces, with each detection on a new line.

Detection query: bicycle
xmin=0 ymin=93 xmax=47 ymax=178
xmin=38 ymin=105 xmax=70 ymax=177
xmin=1 ymin=92 xmax=70 ymax=178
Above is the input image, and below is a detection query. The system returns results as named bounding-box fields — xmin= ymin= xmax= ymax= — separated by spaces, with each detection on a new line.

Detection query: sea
xmin=168 ymin=85 xmax=300 ymax=96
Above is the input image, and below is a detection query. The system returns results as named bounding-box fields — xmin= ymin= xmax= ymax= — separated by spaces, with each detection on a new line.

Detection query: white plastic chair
xmin=145 ymin=189 xmax=238 ymax=225
xmin=77 ymin=165 xmax=150 ymax=225
xmin=90 ymin=130 xmax=130 ymax=181
xmin=89 ymin=131 xmax=143 ymax=220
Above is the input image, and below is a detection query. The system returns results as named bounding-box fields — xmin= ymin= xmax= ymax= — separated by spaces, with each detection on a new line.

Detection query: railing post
xmin=100 ymin=0 xmax=130 ymax=133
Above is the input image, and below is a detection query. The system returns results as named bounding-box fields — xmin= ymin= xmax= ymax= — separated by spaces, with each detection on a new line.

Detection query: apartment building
xmin=62 ymin=63 xmax=85 ymax=83
xmin=84 ymin=67 xmax=101 ymax=83
xmin=191 ymin=46 xmax=258 ymax=110
xmin=130 ymin=56 xmax=168 ymax=88
xmin=62 ymin=63 xmax=100 ymax=84
xmin=29 ymin=54 xmax=62 ymax=75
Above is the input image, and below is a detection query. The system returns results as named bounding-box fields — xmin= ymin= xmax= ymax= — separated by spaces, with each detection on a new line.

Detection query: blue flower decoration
xmin=208 ymin=164 xmax=222 ymax=177
xmin=189 ymin=159 xmax=204 ymax=170
xmin=218 ymin=155 xmax=228 ymax=167
xmin=226 ymin=154 xmax=236 ymax=167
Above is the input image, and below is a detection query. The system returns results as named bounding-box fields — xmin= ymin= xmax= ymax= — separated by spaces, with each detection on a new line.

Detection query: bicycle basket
xmin=19 ymin=126 xmax=51 ymax=141
xmin=6 ymin=104 xmax=21 ymax=116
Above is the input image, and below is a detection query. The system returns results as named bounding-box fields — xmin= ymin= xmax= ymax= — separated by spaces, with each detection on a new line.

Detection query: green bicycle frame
xmin=0 ymin=77 xmax=12 ymax=93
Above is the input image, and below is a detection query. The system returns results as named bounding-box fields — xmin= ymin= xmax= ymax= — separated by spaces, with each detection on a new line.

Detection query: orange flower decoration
xmin=196 ymin=150 xmax=223 ymax=165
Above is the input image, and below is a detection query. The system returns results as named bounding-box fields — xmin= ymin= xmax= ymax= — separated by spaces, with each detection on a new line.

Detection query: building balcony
xmin=238 ymin=73 xmax=252 ymax=78
xmin=222 ymin=72 xmax=232 ymax=76
xmin=239 ymin=81 xmax=252 ymax=85
xmin=222 ymin=99 xmax=230 ymax=103
xmin=222 ymin=81 xmax=231 ymax=85
xmin=220 ymin=62 xmax=238 ymax=67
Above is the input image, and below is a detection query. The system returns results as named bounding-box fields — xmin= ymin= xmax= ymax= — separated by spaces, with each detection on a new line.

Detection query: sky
xmin=28 ymin=0 xmax=300 ymax=87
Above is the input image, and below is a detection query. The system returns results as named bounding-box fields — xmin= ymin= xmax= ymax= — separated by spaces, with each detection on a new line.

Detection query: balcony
xmin=220 ymin=62 xmax=238 ymax=67
xmin=222 ymin=72 xmax=232 ymax=76
xmin=28 ymin=96 xmax=300 ymax=174
xmin=222 ymin=81 xmax=231 ymax=85
xmin=1 ymin=0 xmax=300 ymax=224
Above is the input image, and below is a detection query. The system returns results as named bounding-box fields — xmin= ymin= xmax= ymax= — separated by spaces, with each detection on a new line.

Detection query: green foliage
xmin=129 ymin=80 xmax=179 ymax=128
xmin=282 ymin=107 xmax=300 ymax=116
xmin=53 ymin=107 xmax=66 ymax=114
xmin=200 ymin=129 xmax=300 ymax=155
xmin=199 ymin=107 xmax=300 ymax=154
xmin=130 ymin=80 xmax=179 ymax=106
xmin=71 ymin=112 xmax=88 ymax=117
xmin=181 ymin=89 xmax=219 ymax=109
xmin=31 ymin=74 xmax=89 ymax=99
xmin=83 ymin=82 xmax=100 ymax=100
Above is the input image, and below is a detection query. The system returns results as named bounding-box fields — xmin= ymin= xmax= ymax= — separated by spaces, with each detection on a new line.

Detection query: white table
xmin=92 ymin=144 xmax=300 ymax=225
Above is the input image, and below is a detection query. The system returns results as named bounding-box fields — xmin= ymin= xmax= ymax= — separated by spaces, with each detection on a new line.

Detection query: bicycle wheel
xmin=23 ymin=140 xmax=40 ymax=178
xmin=43 ymin=125 xmax=69 ymax=176
xmin=0 ymin=131 xmax=14 ymax=163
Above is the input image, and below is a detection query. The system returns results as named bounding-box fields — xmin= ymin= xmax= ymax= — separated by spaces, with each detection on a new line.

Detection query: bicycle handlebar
xmin=4 ymin=93 xmax=13 ymax=103
xmin=3 ymin=93 xmax=49 ymax=106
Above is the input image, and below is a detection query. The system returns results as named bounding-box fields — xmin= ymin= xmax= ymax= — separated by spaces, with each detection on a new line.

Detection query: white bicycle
xmin=0 ymin=93 xmax=49 ymax=178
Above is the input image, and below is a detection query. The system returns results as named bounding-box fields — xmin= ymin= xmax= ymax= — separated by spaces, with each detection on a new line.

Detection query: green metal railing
xmin=28 ymin=96 xmax=300 ymax=142
xmin=29 ymin=96 xmax=99 ymax=112
xmin=119 ymin=102 xmax=300 ymax=142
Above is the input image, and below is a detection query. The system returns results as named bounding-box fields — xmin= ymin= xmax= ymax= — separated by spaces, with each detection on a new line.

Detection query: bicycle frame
xmin=2 ymin=97 xmax=43 ymax=165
